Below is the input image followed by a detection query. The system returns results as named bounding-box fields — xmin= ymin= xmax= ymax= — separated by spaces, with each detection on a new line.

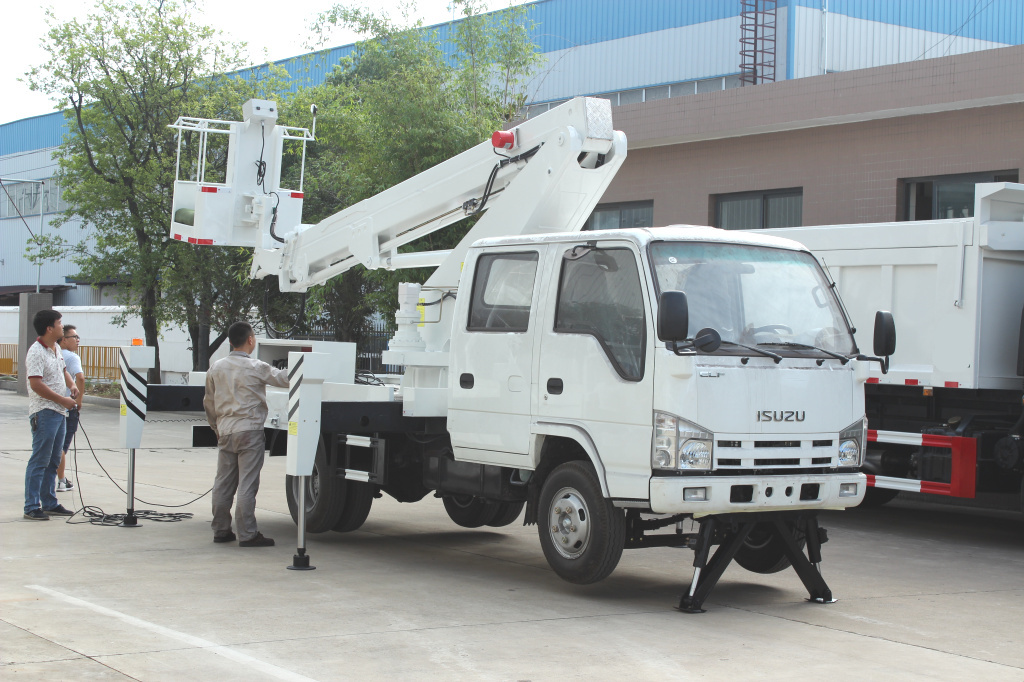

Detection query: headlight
xmin=838 ymin=416 xmax=867 ymax=467
xmin=652 ymin=412 xmax=713 ymax=471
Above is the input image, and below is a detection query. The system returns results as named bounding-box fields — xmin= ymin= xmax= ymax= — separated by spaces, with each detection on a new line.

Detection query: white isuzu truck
xmin=145 ymin=97 xmax=895 ymax=610
xmin=766 ymin=184 xmax=1024 ymax=515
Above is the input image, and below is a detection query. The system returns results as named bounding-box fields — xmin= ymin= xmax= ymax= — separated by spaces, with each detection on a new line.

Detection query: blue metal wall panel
xmin=795 ymin=0 xmax=1024 ymax=44
xmin=0 ymin=113 xmax=67 ymax=157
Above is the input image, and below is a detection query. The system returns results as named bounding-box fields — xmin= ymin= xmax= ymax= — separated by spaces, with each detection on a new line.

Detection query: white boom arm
xmin=250 ymin=97 xmax=626 ymax=292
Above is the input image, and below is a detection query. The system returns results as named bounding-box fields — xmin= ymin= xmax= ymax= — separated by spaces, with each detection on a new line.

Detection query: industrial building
xmin=2 ymin=0 xmax=1023 ymax=303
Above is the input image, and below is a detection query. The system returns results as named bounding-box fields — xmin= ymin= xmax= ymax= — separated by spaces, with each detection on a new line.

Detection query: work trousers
xmin=25 ymin=409 xmax=66 ymax=513
xmin=211 ymin=429 xmax=266 ymax=541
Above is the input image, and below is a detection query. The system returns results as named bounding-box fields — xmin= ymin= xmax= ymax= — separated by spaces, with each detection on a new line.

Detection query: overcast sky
xmin=2 ymin=1 xmax=520 ymax=125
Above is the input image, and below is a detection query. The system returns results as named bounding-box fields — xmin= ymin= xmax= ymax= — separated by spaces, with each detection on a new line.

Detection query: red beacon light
xmin=491 ymin=130 xmax=516 ymax=150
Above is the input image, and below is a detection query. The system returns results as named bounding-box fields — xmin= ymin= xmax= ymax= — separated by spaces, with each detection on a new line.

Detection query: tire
xmin=859 ymin=486 xmax=900 ymax=508
xmin=537 ymin=461 xmax=625 ymax=584
xmin=285 ymin=437 xmax=346 ymax=533
xmin=733 ymin=522 xmax=806 ymax=574
xmin=443 ymin=494 xmax=499 ymax=528
xmin=486 ymin=500 xmax=525 ymax=528
xmin=332 ymin=480 xmax=376 ymax=532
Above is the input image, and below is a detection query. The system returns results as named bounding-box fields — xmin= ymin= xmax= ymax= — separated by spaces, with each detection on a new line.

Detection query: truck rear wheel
xmin=443 ymin=495 xmax=499 ymax=528
xmin=332 ymin=480 xmax=376 ymax=533
xmin=285 ymin=438 xmax=346 ymax=533
xmin=537 ymin=461 xmax=625 ymax=584
xmin=733 ymin=522 xmax=805 ymax=574
xmin=486 ymin=501 xmax=525 ymax=528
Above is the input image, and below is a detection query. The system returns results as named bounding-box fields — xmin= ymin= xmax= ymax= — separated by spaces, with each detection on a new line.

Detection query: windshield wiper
xmin=719 ymin=340 xmax=782 ymax=364
xmin=758 ymin=341 xmax=851 ymax=364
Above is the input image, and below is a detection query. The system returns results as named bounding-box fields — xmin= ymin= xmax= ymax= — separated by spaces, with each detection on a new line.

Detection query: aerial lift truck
xmin=139 ymin=97 xmax=897 ymax=610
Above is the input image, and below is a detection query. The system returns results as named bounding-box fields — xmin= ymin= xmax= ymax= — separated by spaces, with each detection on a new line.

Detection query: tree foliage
xmin=289 ymin=0 xmax=540 ymax=342
xmin=26 ymin=0 xmax=288 ymax=376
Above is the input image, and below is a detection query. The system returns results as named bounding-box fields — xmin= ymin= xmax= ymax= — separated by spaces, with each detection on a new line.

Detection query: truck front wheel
xmin=285 ymin=438 xmax=346 ymax=533
xmin=733 ymin=522 xmax=806 ymax=574
xmin=537 ymin=461 xmax=625 ymax=584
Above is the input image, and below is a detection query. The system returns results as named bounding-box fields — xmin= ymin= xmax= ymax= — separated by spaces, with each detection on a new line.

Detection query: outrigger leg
xmin=677 ymin=513 xmax=835 ymax=613
xmin=773 ymin=515 xmax=834 ymax=604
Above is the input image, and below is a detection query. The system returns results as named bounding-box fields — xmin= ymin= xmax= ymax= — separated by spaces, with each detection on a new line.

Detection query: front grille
xmin=713 ymin=438 xmax=836 ymax=471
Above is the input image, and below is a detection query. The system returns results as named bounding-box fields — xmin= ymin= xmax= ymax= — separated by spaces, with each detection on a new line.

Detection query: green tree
xmin=289 ymin=2 xmax=539 ymax=343
xmin=26 ymin=0 xmax=284 ymax=378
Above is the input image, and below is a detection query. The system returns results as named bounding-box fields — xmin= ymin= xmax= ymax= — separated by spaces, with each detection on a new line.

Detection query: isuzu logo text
xmin=757 ymin=410 xmax=806 ymax=422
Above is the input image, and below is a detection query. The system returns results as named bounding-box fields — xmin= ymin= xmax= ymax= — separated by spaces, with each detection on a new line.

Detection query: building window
xmin=903 ymin=171 xmax=1018 ymax=221
xmin=0 ymin=178 xmax=66 ymax=219
xmin=585 ymin=201 xmax=654 ymax=231
xmin=716 ymin=189 xmax=802 ymax=230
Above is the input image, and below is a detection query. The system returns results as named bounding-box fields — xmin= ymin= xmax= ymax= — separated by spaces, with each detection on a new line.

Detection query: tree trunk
xmin=188 ymin=323 xmax=200 ymax=370
xmin=196 ymin=322 xmax=211 ymax=371
xmin=141 ymin=287 xmax=161 ymax=384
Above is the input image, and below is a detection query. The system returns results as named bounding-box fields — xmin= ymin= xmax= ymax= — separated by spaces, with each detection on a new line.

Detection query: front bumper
xmin=648 ymin=472 xmax=866 ymax=515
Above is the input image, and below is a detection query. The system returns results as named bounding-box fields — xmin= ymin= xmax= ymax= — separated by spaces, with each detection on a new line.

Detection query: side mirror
xmin=873 ymin=311 xmax=896 ymax=357
xmin=658 ymin=291 xmax=688 ymax=342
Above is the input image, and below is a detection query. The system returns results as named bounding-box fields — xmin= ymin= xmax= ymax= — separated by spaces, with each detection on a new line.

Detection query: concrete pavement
xmin=2 ymin=390 xmax=1023 ymax=680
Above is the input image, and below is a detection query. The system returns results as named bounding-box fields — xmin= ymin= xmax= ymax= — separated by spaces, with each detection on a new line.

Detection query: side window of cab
xmin=554 ymin=246 xmax=646 ymax=380
xmin=467 ymin=252 xmax=540 ymax=332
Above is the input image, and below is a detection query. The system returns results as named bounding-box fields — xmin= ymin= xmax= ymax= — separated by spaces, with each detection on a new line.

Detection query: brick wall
xmin=599 ymin=45 xmax=1024 ymax=228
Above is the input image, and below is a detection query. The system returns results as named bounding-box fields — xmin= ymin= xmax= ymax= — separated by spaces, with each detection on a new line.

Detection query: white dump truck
xmin=142 ymin=97 xmax=896 ymax=610
xmin=766 ymin=184 xmax=1024 ymax=514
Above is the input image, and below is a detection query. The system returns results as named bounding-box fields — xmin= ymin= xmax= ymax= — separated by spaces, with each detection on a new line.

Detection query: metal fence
xmin=0 ymin=343 xmax=15 ymax=376
xmin=0 ymin=344 xmax=119 ymax=380
xmin=78 ymin=346 xmax=120 ymax=380
xmin=294 ymin=321 xmax=400 ymax=375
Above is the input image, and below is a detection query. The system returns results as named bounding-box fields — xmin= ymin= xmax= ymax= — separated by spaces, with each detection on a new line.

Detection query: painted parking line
xmin=27 ymin=585 xmax=316 ymax=682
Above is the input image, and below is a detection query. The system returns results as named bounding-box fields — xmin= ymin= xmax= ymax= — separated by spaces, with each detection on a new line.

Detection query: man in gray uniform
xmin=204 ymin=321 xmax=288 ymax=546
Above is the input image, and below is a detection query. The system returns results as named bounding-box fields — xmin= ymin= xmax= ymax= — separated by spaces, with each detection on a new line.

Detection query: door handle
xmin=546 ymin=378 xmax=563 ymax=395
xmin=460 ymin=373 xmax=474 ymax=389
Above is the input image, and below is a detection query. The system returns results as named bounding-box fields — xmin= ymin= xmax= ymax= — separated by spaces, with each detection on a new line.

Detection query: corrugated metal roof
xmin=4 ymin=0 xmax=1024 ymax=157
xmin=795 ymin=0 xmax=1024 ymax=44
xmin=0 ymin=112 xmax=67 ymax=157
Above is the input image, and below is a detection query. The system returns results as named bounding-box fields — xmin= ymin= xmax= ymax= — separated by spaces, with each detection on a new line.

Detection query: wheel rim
xmin=546 ymin=487 xmax=590 ymax=559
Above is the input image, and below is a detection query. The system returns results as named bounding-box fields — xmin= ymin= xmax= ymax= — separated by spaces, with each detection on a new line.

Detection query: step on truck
xmin=766 ymin=184 xmax=1024 ymax=515
xmin=141 ymin=97 xmax=896 ymax=610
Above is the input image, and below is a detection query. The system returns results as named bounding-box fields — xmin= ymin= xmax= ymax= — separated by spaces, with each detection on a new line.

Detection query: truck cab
xmin=449 ymin=227 xmax=867 ymax=520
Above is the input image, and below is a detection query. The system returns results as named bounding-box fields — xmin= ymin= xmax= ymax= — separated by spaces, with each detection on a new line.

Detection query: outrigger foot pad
xmin=287 ymin=548 xmax=316 ymax=571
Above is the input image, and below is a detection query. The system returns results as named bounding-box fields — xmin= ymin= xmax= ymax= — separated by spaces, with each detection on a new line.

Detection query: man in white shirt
xmin=56 ymin=324 xmax=85 ymax=492
xmin=24 ymin=310 xmax=78 ymax=520
xmin=204 ymin=321 xmax=288 ymax=546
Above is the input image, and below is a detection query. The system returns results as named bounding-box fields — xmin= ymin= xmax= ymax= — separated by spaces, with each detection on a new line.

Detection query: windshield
xmin=649 ymin=241 xmax=856 ymax=356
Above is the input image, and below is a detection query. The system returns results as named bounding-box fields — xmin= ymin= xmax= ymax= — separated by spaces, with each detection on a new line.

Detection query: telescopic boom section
xmin=252 ymin=96 xmax=626 ymax=292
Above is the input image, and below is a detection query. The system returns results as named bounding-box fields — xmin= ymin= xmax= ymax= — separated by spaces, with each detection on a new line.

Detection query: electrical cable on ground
xmin=61 ymin=420 xmax=212 ymax=527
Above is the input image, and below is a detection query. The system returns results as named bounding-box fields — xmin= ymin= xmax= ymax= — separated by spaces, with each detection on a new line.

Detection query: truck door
xmin=448 ymin=249 xmax=542 ymax=463
xmin=535 ymin=243 xmax=655 ymax=500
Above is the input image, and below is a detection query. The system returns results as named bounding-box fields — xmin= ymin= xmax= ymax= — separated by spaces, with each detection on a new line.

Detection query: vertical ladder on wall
xmin=740 ymin=0 xmax=778 ymax=85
